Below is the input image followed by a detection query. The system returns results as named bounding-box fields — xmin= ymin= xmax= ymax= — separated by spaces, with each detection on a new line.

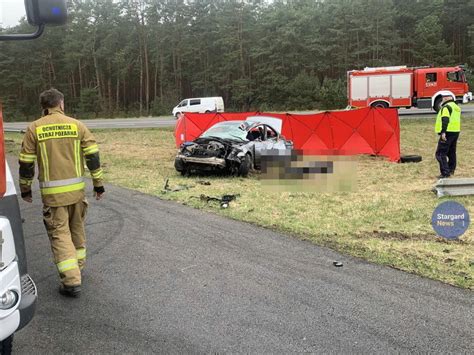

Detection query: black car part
xmin=198 ymin=194 xmax=239 ymax=208
xmin=400 ymin=155 xmax=422 ymax=163
xmin=177 ymin=137 xmax=246 ymax=175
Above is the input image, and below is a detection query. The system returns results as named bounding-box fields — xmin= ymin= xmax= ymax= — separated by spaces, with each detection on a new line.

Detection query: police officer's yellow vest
xmin=435 ymin=101 xmax=461 ymax=133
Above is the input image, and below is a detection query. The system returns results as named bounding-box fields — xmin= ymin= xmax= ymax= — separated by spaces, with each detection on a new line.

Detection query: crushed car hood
xmin=179 ymin=137 xmax=246 ymax=159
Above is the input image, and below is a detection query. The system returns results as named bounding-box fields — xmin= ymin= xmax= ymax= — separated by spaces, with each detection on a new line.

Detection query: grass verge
xmin=6 ymin=115 xmax=474 ymax=289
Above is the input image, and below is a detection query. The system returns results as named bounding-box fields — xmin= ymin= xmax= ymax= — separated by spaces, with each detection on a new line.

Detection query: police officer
xmin=435 ymin=94 xmax=461 ymax=179
xmin=19 ymin=88 xmax=105 ymax=297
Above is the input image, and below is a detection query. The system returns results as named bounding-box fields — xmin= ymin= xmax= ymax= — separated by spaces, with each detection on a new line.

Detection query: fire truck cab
xmin=347 ymin=65 xmax=472 ymax=112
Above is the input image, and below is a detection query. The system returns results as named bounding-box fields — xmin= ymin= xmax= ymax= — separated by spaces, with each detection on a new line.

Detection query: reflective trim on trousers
xmin=40 ymin=177 xmax=84 ymax=188
xmin=57 ymin=258 xmax=79 ymax=273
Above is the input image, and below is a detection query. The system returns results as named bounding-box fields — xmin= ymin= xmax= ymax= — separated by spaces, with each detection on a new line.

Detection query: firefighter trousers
xmin=43 ymin=199 xmax=88 ymax=287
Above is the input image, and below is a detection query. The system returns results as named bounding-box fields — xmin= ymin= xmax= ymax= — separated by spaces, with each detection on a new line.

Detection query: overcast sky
xmin=0 ymin=0 xmax=27 ymax=27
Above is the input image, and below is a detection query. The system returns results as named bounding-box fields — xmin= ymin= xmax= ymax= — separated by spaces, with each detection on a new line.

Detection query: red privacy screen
xmin=0 ymin=107 xmax=6 ymax=197
xmin=175 ymin=108 xmax=401 ymax=162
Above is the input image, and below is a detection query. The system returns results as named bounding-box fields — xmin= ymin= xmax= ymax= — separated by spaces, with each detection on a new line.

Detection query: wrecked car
xmin=174 ymin=117 xmax=293 ymax=176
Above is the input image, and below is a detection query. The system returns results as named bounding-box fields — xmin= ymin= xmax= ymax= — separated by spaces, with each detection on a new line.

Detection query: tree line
xmin=0 ymin=0 xmax=473 ymax=121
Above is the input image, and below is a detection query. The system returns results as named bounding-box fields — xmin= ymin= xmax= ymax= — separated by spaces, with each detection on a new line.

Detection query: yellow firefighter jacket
xmin=19 ymin=107 xmax=104 ymax=207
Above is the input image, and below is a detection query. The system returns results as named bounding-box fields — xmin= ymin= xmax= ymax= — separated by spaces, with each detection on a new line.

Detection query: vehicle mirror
xmin=0 ymin=0 xmax=67 ymax=41
xmin=25 ymin=0 xmax=68 ymax=26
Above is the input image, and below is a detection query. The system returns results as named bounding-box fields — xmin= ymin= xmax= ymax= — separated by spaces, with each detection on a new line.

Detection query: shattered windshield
xmin=201 ymin=121 xmax=249 ymax=141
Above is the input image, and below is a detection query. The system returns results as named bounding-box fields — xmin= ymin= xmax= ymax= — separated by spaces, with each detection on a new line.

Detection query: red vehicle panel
xmin=0 ymin=107 xmax=6 ymax=197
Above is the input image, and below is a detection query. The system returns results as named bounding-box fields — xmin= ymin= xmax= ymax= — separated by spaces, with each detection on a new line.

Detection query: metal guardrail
xmin=434 ymin=178 xmax=474 ymax=198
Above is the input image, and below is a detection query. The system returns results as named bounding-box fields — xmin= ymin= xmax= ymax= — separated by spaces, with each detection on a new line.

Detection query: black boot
xmin=59 ymin=284 xmax=81 ymax=297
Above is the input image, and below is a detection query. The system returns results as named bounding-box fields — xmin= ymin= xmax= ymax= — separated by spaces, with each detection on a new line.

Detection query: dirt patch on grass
xmin=358 ymin=230 xmax=439 ymax=241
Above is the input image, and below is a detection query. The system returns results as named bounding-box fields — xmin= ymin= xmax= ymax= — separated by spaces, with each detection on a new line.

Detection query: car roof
xmin=211 ymin=121 xmax=253 ymax=130
xmin=214 ymin=121 xmax=246 ymax=125
xmin=208 ymin=120 xmax=281 ymax=136
xmin=246 ymin=116 xmax=282 ymax=133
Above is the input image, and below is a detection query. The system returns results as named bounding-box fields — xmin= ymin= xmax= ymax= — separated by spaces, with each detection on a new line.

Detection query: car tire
xmin=205 ymin=110 xmax=211 ymax=113
xmin=400 ymin=155 xmax=422 ymax=163
xmin=0 ymin=335 xmax=13 ymax=355
xmin=175 ymin=158 xmax=186 ymax=174
xmin=238 ymin=154 xmax=252 ymax=177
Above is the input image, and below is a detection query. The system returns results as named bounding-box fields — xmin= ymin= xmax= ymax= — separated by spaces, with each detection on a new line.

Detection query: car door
xmin=188 ymin=98 xmax=201 ymax=113
xmin=266 ymin=125 xmax=288 ymax=151
xmin=248 ymin=125 xmax=266 ymax=168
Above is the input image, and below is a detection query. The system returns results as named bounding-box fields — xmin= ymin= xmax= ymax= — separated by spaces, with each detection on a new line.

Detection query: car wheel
xmin=175 ymin=158 xmax=186 ymax=173
xmin=371 ymin=101 xmax=389 ymax=109
xmin=400 ymin=155 xmax=422 ymax=163
xmin=433 ymin=97 xmax=443 ymax=112
xmin=238 ymin=154 xmax=252 ymax=177
xmin=205 ymin=110 xmax=211 ymax=113
xmin=0 ymin=335 xmax=13 ymax=355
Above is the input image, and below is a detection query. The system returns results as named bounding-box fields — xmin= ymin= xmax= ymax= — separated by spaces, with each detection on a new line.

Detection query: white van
xmin=172 ymin=97 xmax=224 ymax=118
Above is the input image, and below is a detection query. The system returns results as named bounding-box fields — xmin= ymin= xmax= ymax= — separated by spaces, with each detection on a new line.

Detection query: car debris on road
xmin=195 ymin=194 xmax=239 ymax=208
xmin=162 ymin=178 xmax=194 ymax=193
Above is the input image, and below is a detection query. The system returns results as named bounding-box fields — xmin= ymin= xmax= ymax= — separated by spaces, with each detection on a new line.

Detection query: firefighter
xmin=18 ymin=88 xmax=105 ymax=297
xmin=435 ymin=94 xmax=461 ymax=179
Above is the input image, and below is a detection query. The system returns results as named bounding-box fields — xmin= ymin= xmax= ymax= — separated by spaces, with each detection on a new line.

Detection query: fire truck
xmin=347 ymin=65 xmax=472 ymax=111
xmin=0 ymin=1 xmax=67 ymax=354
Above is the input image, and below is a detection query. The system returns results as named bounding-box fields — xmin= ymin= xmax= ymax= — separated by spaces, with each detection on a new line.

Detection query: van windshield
xmin=177 ymin=100 xmax=187 ymax=107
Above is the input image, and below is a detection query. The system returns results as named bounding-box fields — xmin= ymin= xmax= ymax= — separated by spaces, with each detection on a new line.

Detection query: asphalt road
xmin=8 ymin=157 xmax=473 ymax=353
xmin=4 ymin=117 xmax=177 ymax=132
xmin=5 ymin=105 xmax=474 ymax=131
xmin=397 ymin=105 xmax=474 ymax=116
